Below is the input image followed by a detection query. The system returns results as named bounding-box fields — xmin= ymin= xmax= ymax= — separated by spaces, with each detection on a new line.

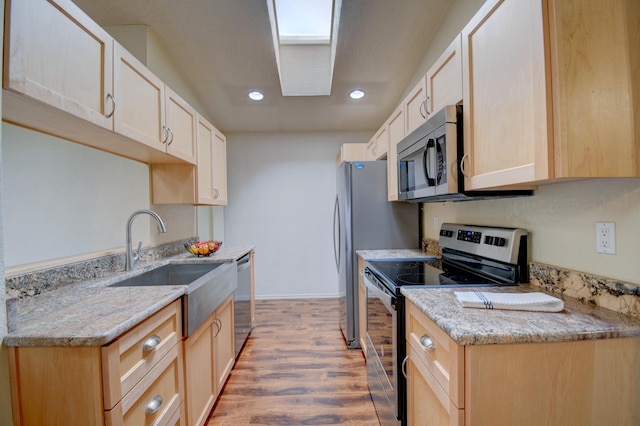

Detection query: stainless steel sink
xmin=110 ymin=263 xmax=224 ymax=287
xmin=110 ymin=262 xmax=237 ymax=336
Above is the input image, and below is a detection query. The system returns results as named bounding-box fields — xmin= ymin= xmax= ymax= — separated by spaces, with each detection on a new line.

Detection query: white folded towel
xmin=454 ymin=291 xmax=564 ymax=313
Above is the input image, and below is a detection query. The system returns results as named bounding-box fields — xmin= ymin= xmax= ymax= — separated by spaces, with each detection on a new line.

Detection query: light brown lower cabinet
xmin=8 ymin=299 xmax=185 ymax=425
xmin=405 ymin=299 xmax=640 ymax=425
xmin=183 ymin=294 xmax=235 ymax=426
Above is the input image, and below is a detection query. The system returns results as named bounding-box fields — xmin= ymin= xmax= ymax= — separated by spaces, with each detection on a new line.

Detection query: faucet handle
xmin=134 ymin=241 xmax=143 ymax=260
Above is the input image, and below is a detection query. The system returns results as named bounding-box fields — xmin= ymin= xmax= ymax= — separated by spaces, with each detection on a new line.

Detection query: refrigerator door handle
xmin=333 ymin=196 xmax=341 ymax=271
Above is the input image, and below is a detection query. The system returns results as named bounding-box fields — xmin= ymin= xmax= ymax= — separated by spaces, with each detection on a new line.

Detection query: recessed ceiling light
xmin=249 ymin=91 xmax=264 ymax=101
xmin=349 ymin=89 xmax=365 ymax=100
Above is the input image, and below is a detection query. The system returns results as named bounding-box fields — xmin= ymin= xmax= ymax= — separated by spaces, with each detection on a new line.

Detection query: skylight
xmin=274 ymin=0 xmax=333 ymax=43
xmin=267 ymin=0 xmax=342 ymax=96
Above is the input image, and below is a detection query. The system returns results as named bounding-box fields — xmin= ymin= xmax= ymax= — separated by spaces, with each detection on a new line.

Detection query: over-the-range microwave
xmin=397 ymin=105 xmax=533 ymax=203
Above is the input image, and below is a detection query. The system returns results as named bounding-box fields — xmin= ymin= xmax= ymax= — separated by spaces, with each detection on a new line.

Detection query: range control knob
xmin=439 ymin=229 xmax=454 ymax=238
xmin=485 ymin=236 xmax=507 ymax=247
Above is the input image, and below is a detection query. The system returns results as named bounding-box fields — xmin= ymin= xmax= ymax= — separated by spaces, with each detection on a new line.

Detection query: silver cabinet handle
xmin=460 ymin=153 xmax=469 ymax=178
xmin=401 ymin=355 xmax=409 ymax=379
xmin=142 ymin=334 xmax=161 ymax=352
xmin=420 ymin=334 xmax=436 ymax=351
xmin=161 ymin=126 xmax=169 ymax=144
xmin=214 ymin=317 xmax=222 ymax=337
xmin=425 ymin=96 xmax=431 ymax=116
xmin=105 ymin=93 xmax=115 ymax=118
xmin=213 ymin=187 xmax=219 ymax=199
xmin=419 ymin=98 xmax=426 ymax=119
xmin=166 ymin=127 xmax=174 ymax=145
xmin=145 ymin=394 xmax=163 ymax=415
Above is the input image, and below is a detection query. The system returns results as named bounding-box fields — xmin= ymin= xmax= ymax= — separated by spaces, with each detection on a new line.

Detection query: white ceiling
xmin=72 ymin=0 xmax=452 ymax=133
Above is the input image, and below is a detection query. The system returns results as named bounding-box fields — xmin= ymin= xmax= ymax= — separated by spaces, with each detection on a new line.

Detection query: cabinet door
xmin=336 ymin=143 xmax=368 ymax=165
xmin=426 ymin=35 xmax=462 ymax=116
xmin=387 ymin=105 xmax=405 ymax=201
xmin=549 ymin=0 xmax=640 ymax=178
xmin=113 ymin=42 xmax=166 ymax=152
xmin=214 ymin=295 xmax=235 ymax=395
xmin=4 ymin=0 xmax=114 ymax=129
xmin=184 ymin=315 xmax=216 ymax=426
xmin=407 ymin=346 xmax=464 ymax=426
xmin=196 ymin=115 xmax=216 ymax=205
xmin=405 ymin=77 xmax=427 ymax=135
xmin=461 ymin=0 xmax=552 ymax=190
xmin=367 ymin=125 xmax=388 ymax=160
xmin=211 ymin=129 xmax=228 ymax=205
xmin=165 ymin=87 xmax=197 ymax=164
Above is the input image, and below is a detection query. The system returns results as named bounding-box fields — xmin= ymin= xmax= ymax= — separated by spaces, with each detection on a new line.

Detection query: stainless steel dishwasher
xmin=234 ymin=253 xmax=252 ymax=358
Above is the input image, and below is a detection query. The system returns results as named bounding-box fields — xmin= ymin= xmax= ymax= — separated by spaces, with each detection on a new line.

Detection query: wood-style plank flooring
xmin=206 ymin=298 xmax=381 ymax=425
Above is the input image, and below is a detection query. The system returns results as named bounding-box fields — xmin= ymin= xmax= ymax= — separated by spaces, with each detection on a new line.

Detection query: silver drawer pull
xmin=420 ymin=334 xmax=436 ymax=351
xmin=142 ymin=334 xmax=161 ymax=352
xmin=145 ymin=394 xmax=163 ymax=415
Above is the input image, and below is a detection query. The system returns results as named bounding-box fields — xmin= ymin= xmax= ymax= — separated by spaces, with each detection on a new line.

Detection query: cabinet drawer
xmin=102 ymin=299 xmax=182 ymax=409
xmin=406 ymin=300 xmax=464 ymax=407
xmin=105 ymin=343 xmax=184 ymax=425
xmin=408 ymin=345 xmax=464 ymax=426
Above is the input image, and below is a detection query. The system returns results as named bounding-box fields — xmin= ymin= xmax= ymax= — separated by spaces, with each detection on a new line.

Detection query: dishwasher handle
xmin=237 ymin=253 xmax=251 ymax=270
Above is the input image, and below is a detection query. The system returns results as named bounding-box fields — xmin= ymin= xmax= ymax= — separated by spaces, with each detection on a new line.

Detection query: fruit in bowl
xmin=185 ymin=240 xmax=222 ymax=256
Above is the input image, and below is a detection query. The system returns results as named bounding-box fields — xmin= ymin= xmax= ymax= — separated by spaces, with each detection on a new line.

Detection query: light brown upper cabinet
xmin=404 ymin=78 xmax=428 ymax=136
xmin=3 ymin=0 xmax=200 ymax=165
xmin=461 ymin=0 xmax=639 ymax=190
xmin=3 ymin=0 xmax=114 ymax=129
xmin=336 ymin=143 xmax=368 ymax=165
xmin=425 ymin=34 xmax=463 ymax=117
xmin=403 ymin=35 xmax=462 ymax=137
xmin=152 ymin=114 xmax=227 ymax=206
xmin=387 ymin=105 xmax=405 ymax=201
xmin=197 ymin=115 xmax=227 ymax=205
xmin=165 ymin=87 xmax=198 ymax=164
xmin=367 ymin=124 xmax=389 ymax=160
xmin=113 ymin=43 xmax=165 ymax=152
xmin=114 ymin=44 xmax=197 ymax=165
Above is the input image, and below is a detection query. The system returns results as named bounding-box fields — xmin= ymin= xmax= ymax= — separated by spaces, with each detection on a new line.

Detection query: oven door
xmin=363 ymin=268 xmax=400 ymax=425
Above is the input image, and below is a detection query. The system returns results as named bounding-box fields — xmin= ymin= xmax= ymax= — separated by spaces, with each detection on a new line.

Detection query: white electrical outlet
xmin=596 ymin=222 xmax=616 ymax=254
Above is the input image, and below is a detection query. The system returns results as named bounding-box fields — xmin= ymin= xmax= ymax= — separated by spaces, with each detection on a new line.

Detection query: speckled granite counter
xmin=357 ymin=248 xmax=436 ymax=260
xmin=4 ymin=244 xmax=255 ymax=347
xmin=402 ymin=285 xmax=640 ymax=346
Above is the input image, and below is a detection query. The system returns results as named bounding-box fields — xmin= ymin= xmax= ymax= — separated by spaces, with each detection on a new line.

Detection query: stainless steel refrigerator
xmin=333 ymin=161 xmax=418 ymax=349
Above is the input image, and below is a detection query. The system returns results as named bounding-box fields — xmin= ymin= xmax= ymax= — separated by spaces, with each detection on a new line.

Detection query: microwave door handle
xmin=423 ymin=139 xmax=436 ymax=187
xmin=435 ymin=140 xmax=443 ymax=185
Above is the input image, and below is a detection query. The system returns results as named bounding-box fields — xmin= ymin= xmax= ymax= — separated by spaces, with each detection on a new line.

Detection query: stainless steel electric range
xmin=363 ymin=223 xmax=528 ymax=425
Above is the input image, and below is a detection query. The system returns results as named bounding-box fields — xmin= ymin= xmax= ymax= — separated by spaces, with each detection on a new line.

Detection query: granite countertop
xmin=4 ymin=244 xmax=255 ymax=347
xmin=402 ymin=285 xmax=640 ymax=346
xmin=357 ymin=248 xmax=436 ymax=260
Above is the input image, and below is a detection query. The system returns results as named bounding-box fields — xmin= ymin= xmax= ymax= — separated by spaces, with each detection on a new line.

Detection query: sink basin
xmin=110 ymin=262 xmax=237 ymax=336
xmin=110 ymin=263 xmax=224 ymax=287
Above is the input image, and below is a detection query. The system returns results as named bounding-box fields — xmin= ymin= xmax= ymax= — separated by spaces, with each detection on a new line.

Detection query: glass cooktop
xmin=366 ymin=258 xmax=500 ymax=288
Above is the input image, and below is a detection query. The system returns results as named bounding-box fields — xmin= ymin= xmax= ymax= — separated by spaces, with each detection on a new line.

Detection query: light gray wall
xmin=225 ymin=131 xmax=372 ymax=299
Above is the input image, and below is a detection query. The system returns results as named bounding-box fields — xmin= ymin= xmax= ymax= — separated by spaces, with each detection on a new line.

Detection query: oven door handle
xmin=363 ymin=269 xmax=396 ymax=312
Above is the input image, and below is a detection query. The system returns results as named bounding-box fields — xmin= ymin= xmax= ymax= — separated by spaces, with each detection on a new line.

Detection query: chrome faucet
xmin=125 ymin=209 xmax=167 ymax=271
